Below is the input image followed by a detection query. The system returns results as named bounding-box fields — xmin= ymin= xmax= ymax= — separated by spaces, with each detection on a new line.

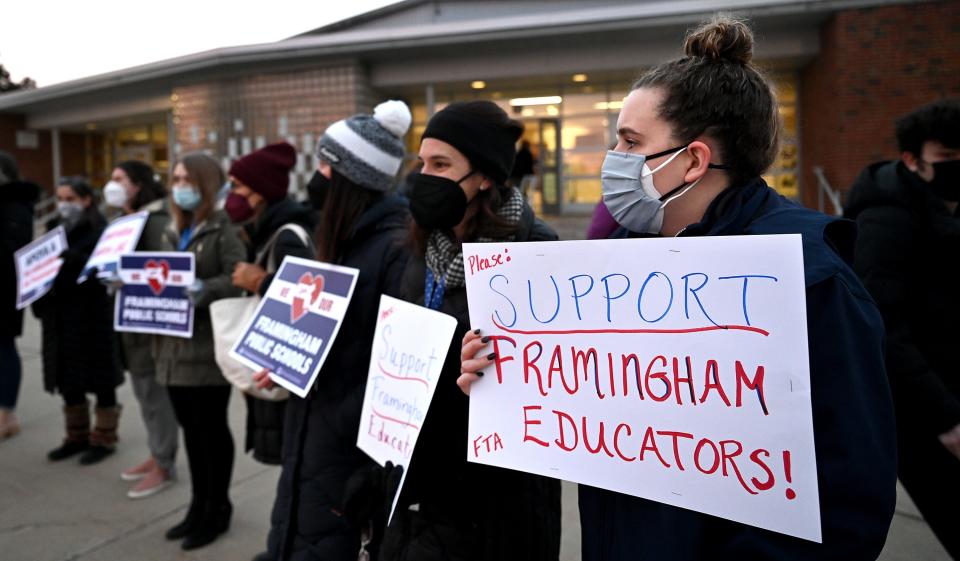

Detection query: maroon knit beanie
xmin=229 ymin=142 xmax=296 ymax=202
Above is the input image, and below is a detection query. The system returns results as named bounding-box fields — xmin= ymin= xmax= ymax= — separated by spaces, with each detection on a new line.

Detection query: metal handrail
xmin=813 ymin=166 xmax=844 ymax=216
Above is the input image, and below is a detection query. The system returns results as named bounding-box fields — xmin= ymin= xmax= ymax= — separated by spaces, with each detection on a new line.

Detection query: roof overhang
xmin=0 ymin=0 xmax=924 ymax=122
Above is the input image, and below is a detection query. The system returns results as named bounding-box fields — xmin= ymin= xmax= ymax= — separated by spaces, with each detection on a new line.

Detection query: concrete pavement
xmin=0 ymin=313 xmax=950 ymax=561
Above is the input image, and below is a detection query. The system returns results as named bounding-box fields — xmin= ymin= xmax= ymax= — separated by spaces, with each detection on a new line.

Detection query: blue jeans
xmin=0 ymin=338 xmax=22 ymax=409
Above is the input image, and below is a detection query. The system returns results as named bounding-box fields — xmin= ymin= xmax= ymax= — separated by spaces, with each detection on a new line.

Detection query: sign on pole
xmin=77 ymin=211 xmax=148 ymax=283
xmin=114 ymin=252 xmax=196 ymax=338
xmin=357 ymin=295 xmax=458 ymax=522
xmin=462 ymin=235 xmax=820 ymax=542
xmin=15 ymin=226 xmax=68 ymax=309
xmin=230 ymin=255 xmax=359 ymax=398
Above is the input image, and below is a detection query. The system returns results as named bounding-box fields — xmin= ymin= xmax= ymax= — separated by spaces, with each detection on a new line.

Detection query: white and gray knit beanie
xmin=316 ymin=100 xmax=411 ymax=192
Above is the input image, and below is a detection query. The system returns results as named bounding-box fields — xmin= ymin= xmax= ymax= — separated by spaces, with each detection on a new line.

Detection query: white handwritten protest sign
xmin=462 ymin=235 xmax=820 ymax=542
xmin=77 ymin=211 xmax=148 ymax=283
xmin=15 ymin=226 xmax=68 ymax=309
xmin=230 ymin=256 xmax=359 ymax=398
xmin=114 ymin=252 xmax=196 ymax=338
xmin=357 ymin=295 xmax=457 ymax=521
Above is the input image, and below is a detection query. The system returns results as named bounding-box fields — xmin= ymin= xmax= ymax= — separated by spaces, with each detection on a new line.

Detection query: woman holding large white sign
xmin=460 ymin=15 xmax=898 ymax=561
xmin=376 ymin=101 xmax=563 ymax=561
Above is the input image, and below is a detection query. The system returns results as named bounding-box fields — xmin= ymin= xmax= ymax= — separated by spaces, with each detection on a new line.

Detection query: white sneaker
xmin=121 ymin=457 xmax=156 ymax=481
xmin=127 ymin=467 xmax=175 ymax=499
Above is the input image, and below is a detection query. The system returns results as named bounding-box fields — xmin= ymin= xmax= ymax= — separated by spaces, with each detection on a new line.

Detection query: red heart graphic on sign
xmin=144 ymin=259 xmax=170 ymax=295
xmin=290 ymin=272 xmax=325 ymax=323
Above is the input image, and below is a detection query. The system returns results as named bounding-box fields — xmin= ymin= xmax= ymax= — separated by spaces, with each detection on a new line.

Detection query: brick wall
xmin=0 ymin=114 xmax=53 ymax=192
xmin=800 ymin=0 xmax=960 ymax=209
xmin=173 ymin=62 xmax=370 ymax=196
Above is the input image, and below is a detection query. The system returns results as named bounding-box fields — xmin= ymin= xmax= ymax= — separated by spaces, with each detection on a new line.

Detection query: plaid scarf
xmin=424 ymin=187 xmax=525 ymax=305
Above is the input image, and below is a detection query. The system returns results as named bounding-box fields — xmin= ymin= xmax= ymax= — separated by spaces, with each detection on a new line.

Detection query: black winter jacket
xmin=267 ymin=194 xmax=410 ymax=561
xmin=35 ymin=214 xmax=122 ymax=395
xmin=244 ymin=197 xmax=317 ymax=464
xmin=845 ymin=161 xmax=960 ymax=435
xmin=1 ymin=180 xmax=39 ymax=339
xmin=380 ymin=203 xmax=562 ymax=561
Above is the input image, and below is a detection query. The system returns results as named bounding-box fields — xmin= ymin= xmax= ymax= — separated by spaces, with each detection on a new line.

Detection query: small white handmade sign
xmin=357 ymin=295 xmax=457 ymax=522
xmin=77 ymin=211 xmax=148 ymax=283
xmin=15 ymin=226 xmax=68 ymax=309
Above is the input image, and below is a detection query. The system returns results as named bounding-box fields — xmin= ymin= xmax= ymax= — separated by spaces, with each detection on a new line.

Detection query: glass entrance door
xmin=538 ymin=118 xmax=562 ymax=215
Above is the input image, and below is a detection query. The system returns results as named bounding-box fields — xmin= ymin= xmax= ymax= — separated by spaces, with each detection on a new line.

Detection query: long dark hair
xmin=118 ymin=160 xmax=166 ymax=210
xmin=315 ymin=168 xmax=383 ymax=263
xmin=171 ymin=152 xmax=223 ymax=232
xmin=409 ymin=182 xmax=519 ymax=256
xmin=632 ymin=15 xmax=780 ymax=187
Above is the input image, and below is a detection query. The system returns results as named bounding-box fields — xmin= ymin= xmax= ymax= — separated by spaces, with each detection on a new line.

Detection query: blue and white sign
xmin=78 ymin=211 xmax=148 ymax=283
xmin=230 ymin=255 xmax=359 ymax=398
xmin=114 ymin=252 xmax=196 ymax=338
xmin=15 ymin=226 xmax=68 ymax=310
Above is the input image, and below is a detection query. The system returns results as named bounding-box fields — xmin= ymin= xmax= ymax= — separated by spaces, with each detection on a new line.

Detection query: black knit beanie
xmin=421 ymin=101 xmax=523 ymax=184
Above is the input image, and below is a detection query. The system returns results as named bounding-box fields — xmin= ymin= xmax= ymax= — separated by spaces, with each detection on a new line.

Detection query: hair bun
xmin=684 ymin=16 xmax=754 ymax=64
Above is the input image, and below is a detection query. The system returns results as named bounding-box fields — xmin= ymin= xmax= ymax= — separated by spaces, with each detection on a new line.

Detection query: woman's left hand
xmin=232 ymin=262 xmax=267 ymax=292
xmin=253 ymin=369 xmax=276 ymax=390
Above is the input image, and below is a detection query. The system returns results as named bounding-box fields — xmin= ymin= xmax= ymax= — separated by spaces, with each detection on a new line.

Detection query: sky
xmin=2 ymin=0 xmax=399 ymax=87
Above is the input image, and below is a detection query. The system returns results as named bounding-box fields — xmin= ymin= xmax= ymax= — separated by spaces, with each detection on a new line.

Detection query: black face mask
xmin=927 ymin=159 xmax=960 ymax=201
xmin=306 ymin=171 xmax=331 ymax=210
xmin=408 ymin=171 xmax=473 ymax=230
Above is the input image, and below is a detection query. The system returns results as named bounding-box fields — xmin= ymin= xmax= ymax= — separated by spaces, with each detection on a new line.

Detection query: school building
xmin=0 ymin=0 xmax=957 ymax=214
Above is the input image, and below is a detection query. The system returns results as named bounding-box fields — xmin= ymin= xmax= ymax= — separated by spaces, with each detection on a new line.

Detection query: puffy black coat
xmin=267 ymin=194 xmax=410 ymax=561
xmin=244 ymin=198 xmax=317 ymax=465
xmin=34 ymin=213 xmax=122 ymax=395
xmin=1 ymin=180 xmax=38 ymax=339
xmin=580 ymin=178 xmax=896 ymax=560
xmin=844 ymin=161 xmax=960 ymax=435
xmin=380 ymin=204 xmax=562 ymax=561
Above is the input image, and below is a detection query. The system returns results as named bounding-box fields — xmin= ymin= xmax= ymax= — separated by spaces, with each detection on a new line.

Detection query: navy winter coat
xmin=580 ymin=178 xmax=897 ymax=560
xmin=267 ymin=194 xmax=410 ymax=561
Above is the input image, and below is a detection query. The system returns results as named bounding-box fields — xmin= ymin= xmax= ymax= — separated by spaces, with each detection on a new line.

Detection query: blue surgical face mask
xmin=172 ymin=185 xmax=202 ymax=211
xmin=601 ymin=145 xmax=698 ymax=234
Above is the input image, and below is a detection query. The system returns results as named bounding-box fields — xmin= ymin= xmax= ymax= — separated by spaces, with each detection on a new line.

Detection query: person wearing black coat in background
xmin=35 ymin=177 xmax=123 ymax=465
xmin=0 ymin=151 xmax=39 ymax=439
xmin=225 ymin=143 xmax=317 ymax=467
xmin=375 ymin=100 xmax=561 ymax=561
xmin=844 ymin=99 xmax=960 ymax=559
xmin=255 ymin=100 xmax=413 ymax=561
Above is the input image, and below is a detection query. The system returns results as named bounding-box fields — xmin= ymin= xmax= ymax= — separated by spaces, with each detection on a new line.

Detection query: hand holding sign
xmin=457 ymin=329 xmax=496 ymax=395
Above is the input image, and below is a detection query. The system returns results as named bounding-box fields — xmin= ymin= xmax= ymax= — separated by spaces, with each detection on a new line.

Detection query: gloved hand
xmin=184 ymin=279 xmax=206 ymax=305
xmin=99 ymin=273 xmax=124 ymax=295
xmin=342 ymin=460 xmax=405 ymax=529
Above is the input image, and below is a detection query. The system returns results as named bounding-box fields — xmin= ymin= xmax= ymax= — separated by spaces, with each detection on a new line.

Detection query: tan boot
xmin=80 ymin=405 xmax=122 ymax=465
xmin=48 ymin=402 xmax=90 ymax=461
